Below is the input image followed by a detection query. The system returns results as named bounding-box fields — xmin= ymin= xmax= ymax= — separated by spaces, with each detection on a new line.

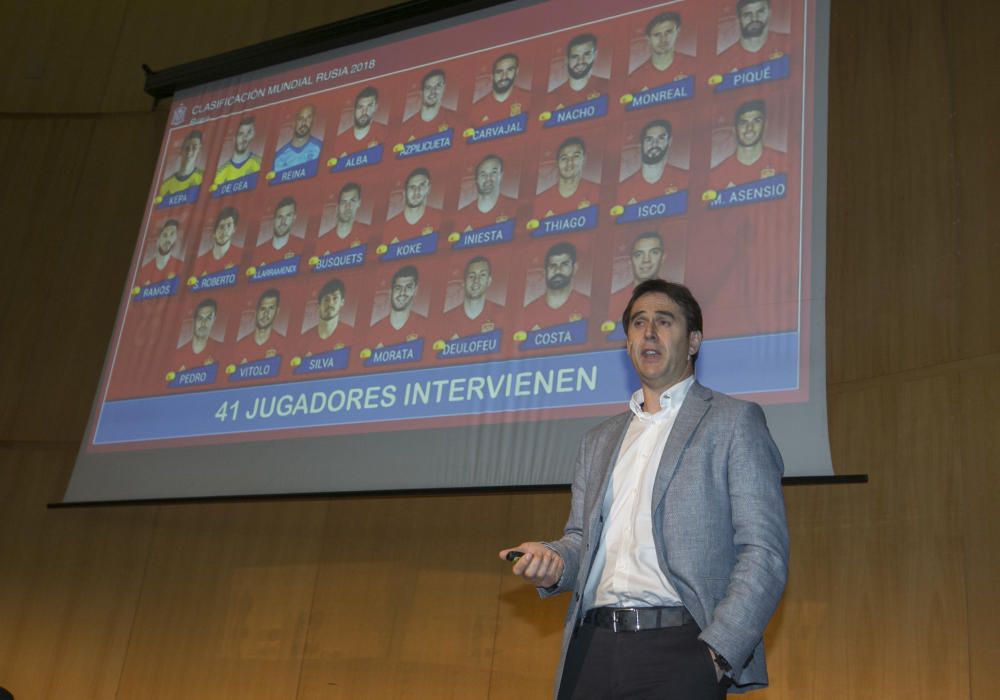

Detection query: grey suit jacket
xmin=543 ymin=381 xmax=789 ymax=695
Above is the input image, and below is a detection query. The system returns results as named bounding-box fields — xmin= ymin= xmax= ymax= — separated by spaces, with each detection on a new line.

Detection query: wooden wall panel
xmin=299 ymin=495 xmax=509 ymax=699
xmin=826 ymin=0 xmax=958 ymax=386
xmin=0 ymin=0 xmax=128 ymax=113
xmin=0 ymin=113 xmax=163 ymax=442
xmin=0 ymin=447 xmax=154 ymax=699
xmin=957 ymin=360 xmax=1000 ymax=700
xmin=115 ymin=500 xmax=326 ymax=699
xmin=949 ymin=1 xmax=1000 ymax=359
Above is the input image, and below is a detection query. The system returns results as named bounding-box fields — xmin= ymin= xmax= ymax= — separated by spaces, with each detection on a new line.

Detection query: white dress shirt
xmin=583 ymin=375 xmax=695 ymax=610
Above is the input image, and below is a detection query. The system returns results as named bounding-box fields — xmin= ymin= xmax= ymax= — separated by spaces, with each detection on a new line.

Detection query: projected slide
xmin=88 ymin=0 xmax=819 ymax=456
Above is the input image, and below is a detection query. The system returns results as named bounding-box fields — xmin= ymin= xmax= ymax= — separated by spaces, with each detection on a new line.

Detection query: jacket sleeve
xmin=698 ymin=402 xmax=790 ymax=682
xmin=537 ymin=432 xmax=594 ymax=598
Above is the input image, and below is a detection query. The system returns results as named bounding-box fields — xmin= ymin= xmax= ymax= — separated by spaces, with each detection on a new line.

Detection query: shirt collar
xmin=629 ymin=375 xmax=695 ymax=422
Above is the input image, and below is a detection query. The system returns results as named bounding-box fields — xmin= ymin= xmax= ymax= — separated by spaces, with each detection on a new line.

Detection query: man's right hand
xmin=498 ymin=541 xmax=564 ymax=588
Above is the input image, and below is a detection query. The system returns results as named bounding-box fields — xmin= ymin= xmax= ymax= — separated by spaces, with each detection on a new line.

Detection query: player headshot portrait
xmin=237 ymin=287 xmax=284 ymax=361
xmin=403 ymin=167 xmax=432 ymax=226
xmin=158 ymin=130 xmax=203 ymax=197
xmin=172 ymin=297 xmax=223 ymax=374
xmin=371 ymin=264 xmax=425 ymax=347
xmin=273 ymin=104 xmax=322 ymax=173
xmin=525 ymin=241 xmax=590 ymax=329
xmin=474 ymin=154 xmax=504 ymax=215
xmin=713 ymin=99 xmax=788 ymax=188
xmin=198 ymin=206 xmax=242 ymax=273
xmin=737 ymin=0 xmax=772 ymax=52
xmin=629 ymin=231 xmax=665 ymax=284
xmin=492 ymin=53 xmax=519 ymax=102
xmin=620 ymin=118 xmax=689 ymax=201
xmin=718 ymin=0 xmax=789 ymax=68
xmin=566 ymin=33 xmax=598 ymax=87
xmin=332 ymin=182 xmax=363 ymax=239
xmin=536 ymin=136 xmax=600 ymax=216
xmin=213 ymin=116 xmax=261 ymax=187
xmin=262 ymin=196 xmax=298 ymax=260
xmin=142 ymin=219 xmax=183 ymax=281
xmin=313 ymin=278 xmax=349 ymax=342
xmin=352 ymin=86 xmax=379 ymax=141
xmin=419 ymin=69 xmax=447 ymax=124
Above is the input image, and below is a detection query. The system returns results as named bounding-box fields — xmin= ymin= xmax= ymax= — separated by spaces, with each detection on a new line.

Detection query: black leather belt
xmin=583 ymin=606 xmax=693 ymax=632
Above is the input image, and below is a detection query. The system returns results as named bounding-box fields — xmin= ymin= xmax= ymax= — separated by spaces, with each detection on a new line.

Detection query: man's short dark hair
xmin=567 ymin=33 xmax=598 ymax=55
xmin=546 ymin=241 xmax=577 ymax=265
xmin=421 ymin=68 xmax=446 ymax=87
xmin=493 ymin=52 xmax=519 ymax=69
xmin=161 ymin=218 xmax=180 ymax=231
xmin=557 ymin=136 xmax=587 ymax=157
xmin=633 ymin=230 xmax=664 ymax=248
xmin=622 ymin=279 xmax=703 ymax=363
xmin=478 ymin=153 xmax=504 ymax=171
xmin=736 ymin=99 xmax=767 ymax=122
xmin=318 ymin=278 xmax=345 ymax=301
xmin=645 ymin=11 xmax=682 ymax=35
xmin=275 ymin=196 xmax=296 ymax=212
xmin=237 ymin=116 xmax=255 ymax=128
xmin=406 ymin=167 xmax=431 ymax=186
xmin=195 ymin=298 xmax=217 ymax=316
xmin=642 ymin=118 xmax=673 ymax=141
xmin=259 ymin=288 xmax=280 ymax=306
xmin=392 ymin=265 xmax=419 ymax=286
xmin=465 ymin=255 xmax=492 ymax=275
xmin=737 ymin=0 xmax=770 ymax=12
xmin=339 ymin=181 xmax=362 ymax=198
xmin=215 ymin=206 xmax=239 ymax=227
xmin=356 ymin=86 xmax=378 ymax=103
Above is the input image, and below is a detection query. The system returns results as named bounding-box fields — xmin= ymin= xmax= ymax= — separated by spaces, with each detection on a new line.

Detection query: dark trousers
xmin=558 ymin=620 xmax=727 ymax=699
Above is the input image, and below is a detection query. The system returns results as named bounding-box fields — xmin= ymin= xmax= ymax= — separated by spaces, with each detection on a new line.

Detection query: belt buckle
xmin=611 ymin=608 xmax=639 ymax=632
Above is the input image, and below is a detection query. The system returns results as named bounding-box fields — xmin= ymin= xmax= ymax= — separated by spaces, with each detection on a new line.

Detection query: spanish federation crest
xmin=170 ymin=103 xmax=188 ymax=126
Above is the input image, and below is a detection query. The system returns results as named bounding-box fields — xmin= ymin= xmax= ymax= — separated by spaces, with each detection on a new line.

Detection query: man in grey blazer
xmin=501 ymin=279 xmax=788 ymax=698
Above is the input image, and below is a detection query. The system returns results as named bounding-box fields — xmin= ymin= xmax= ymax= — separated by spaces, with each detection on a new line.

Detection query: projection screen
xmin=65 ymin=0 xmax=832 ymax=503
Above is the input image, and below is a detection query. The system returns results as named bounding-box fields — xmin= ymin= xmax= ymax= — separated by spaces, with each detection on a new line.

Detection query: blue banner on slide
xmin=92 ymin=332 xmax=799 ymax=444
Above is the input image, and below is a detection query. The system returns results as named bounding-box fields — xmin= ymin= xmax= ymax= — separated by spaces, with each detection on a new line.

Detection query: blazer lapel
xmin=583 ymin=412 xmax=632 ymax=522
xmin=650 ymin=382 xmax=712 ymax=507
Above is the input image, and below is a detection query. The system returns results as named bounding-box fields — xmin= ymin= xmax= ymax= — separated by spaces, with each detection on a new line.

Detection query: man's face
xmin=421 ymin=74 xmax=445 ymax=109
xmin=641 ymin=125 xmax=670 ymax=165
xmin=234 ymin=124 xmax=254 ymax=155
xmin=492 ymin=57 xmax=518 ymax=94
xmin=354 ymin=95 xmax=377 ymax=129
xmin=391 ymin=275 xmax=417 ymax=311
xmin=337 ymin=188 xmax=361 ymax=223
xmin=647 ymin=19 xmax=680 ymax=57
xmin=566 ymin=40 xmax=596 ymax=80
xmin=405 ymin=173 xmax=430 ymax=208
xmin=180 ymin=136 xmax=201 ymax=169
xmin=545 ymin=253 xmax=576 ymax=290
xmin=213 ymin=216 xmax=235 ymax=247
xmin=193 ymin=306 xmax=216 ymax=341
xmin=476 ymin=158 xmax=503 ymax=196
xmin=464 ymin=261 xmax=492 ymax=300
xmin=557 ymin=143 xmax=585 ymax=181
xmin=736 ymin=109 xmax=765 ymax=147
xmin=273 ymin=204 xmax=296 ymax=240
xmin=318 ymin=290 xmax=344 ymax=321
xmin=255 ymin=296 xmax=279 ymax=330
xmin=739 ymin=1 xmax=770 ymax=39
xmin=631 ymin=237 xmax=664 ymax=281
xmin=157 ymin=224 xmax=178 ymax=256
xmin=626 ymin=291 xmax=700 ymax=393
xmin=294 ymin=106 xmax=315 ymax=138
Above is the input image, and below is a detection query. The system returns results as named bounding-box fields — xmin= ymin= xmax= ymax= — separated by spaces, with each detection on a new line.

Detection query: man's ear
xmin=688 ymin=330 xmax=703 ymax=356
